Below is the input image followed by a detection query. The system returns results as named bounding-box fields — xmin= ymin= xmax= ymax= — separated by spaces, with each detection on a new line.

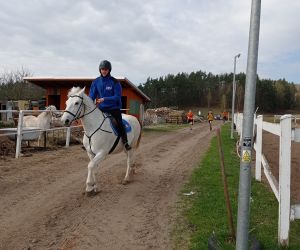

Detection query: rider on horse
xmin=89 ymin=60 xmax=132 ymax=151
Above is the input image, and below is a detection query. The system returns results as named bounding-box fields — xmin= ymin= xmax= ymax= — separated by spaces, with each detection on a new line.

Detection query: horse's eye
xmin=75 ymin=102 xmax=79 ymax=105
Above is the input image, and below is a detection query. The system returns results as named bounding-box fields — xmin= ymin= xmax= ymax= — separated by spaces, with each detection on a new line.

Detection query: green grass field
xmin=172 ymin=124 xmax=300 ymax=250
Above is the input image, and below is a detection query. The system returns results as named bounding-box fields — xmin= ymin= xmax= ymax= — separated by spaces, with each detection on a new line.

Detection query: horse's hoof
xmin=122 ymin=179 xmax=131 ymax=185
xmin=86 ymin=189 xmax=100 ymax=197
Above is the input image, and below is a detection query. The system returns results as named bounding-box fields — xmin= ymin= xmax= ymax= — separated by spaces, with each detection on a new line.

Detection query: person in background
xmin=187 ymin=110 xmax=194 ymax=130
xmin=89 ymin=60 xmax=131 ymax=151
xmin=222 ymin=110 xmax=228 ymax=123
xmin=207 ymin=111 xmax=214 ymax=131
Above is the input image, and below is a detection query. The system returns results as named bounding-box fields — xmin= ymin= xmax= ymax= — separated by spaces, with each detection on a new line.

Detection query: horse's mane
xmin=68 ymin=87 xmax=95 ymax=109
xmin=68 ymin=87 xmax=82 ymax=97
xmin=45 ymin=105 xmax=57 ymax=111
xmin=36 ymin=105 xmax=56 ymax=118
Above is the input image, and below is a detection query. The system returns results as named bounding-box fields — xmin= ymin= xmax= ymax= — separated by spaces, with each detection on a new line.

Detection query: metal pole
xmin=236 ymin=0 xmax=261 ymax=249
xmin=216 ymin=128 xmax=236 ymax=241
xmin=231 ymin=54 xmax=240 ymax=139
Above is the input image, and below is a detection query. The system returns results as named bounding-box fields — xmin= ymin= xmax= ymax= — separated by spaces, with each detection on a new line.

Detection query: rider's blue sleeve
xmin=89 ymin=80 xmax=98 ymax=101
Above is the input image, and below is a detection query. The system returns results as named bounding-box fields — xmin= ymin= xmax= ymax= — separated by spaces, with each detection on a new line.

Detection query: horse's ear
xmin=79 ymin=87 xmax=86 ymax=96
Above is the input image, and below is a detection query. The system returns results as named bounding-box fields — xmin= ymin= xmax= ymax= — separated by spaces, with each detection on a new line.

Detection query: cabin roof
xmin=23 ymin=76 xmax=151 ymax=102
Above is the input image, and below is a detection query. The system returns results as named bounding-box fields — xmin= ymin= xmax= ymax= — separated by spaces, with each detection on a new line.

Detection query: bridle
xmin=63 ymin=95 xmax=97 ymax=123
xmin=63 ymin=94 xmax=116 ymax=155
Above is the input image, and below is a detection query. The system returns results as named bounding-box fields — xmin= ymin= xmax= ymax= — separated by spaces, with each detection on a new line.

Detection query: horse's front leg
xmin=86 ymin=151 xmax=105 ymax=194
xmin=122 ymin=150 xmax=134 ymax=185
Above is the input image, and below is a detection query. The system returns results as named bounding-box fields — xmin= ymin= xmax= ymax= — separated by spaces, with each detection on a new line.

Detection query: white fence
xmin=235 ymin=113 xmax=300 ymax=245
xmin=0 ymin=109 xmax=82 ymax=158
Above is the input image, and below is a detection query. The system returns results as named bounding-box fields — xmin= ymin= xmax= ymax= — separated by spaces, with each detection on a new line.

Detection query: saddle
xmin=106 ymin=114 xmax=132 ymax=154
xmin=105 ymin=114 xmax=132 ymax=136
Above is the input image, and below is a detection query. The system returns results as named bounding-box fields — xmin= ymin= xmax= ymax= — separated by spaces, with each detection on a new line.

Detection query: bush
xmin=0 ymin=120 xmax=15 ymax=128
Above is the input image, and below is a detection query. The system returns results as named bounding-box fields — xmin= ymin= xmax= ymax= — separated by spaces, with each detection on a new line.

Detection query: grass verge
xmin=172 ymin=123 xmax=300 ymax=249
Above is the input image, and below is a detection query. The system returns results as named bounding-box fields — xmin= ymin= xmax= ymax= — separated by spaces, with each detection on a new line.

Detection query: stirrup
xmin=124 ymin=143 xmax=132 ymax=151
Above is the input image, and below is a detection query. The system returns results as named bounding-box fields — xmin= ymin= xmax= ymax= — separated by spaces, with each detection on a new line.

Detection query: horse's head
xmin=46 ymin=105 xmax=57 ymax=111
xmin=61 ymin=87 xmax=86 ymax=126
xmin=46 ymin=105 xmax=62 ymax=118
xmin=45 ymin=105 xmax=57 ymax=116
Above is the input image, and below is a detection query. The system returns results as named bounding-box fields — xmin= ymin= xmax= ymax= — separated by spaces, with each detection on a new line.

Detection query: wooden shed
xmin=23 ymin=76 xmax=150 ymax=121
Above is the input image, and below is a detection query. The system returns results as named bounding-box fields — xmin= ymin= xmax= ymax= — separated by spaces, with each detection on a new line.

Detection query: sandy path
xmin=0 ymin=121 xmax=220 ymax=250
xmin=262 ymin=131 xmax=300 ymax=203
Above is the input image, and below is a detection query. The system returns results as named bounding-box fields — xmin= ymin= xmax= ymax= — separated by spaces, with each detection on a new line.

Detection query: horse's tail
xmin=136 ymin=119 xmax=143 ymax=149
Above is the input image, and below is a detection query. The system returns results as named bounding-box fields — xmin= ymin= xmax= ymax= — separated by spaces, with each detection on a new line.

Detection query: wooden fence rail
xmin=235 ymin=113 xmax=300 ymax=246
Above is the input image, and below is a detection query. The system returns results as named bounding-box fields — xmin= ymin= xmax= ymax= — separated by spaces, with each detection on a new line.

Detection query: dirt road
xmin=0 ymin=121 xmax=219 ymax=250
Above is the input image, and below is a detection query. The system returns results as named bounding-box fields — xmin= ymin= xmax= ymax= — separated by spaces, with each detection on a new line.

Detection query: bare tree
xmin=0 ymin=68 xmax=45 ymax=100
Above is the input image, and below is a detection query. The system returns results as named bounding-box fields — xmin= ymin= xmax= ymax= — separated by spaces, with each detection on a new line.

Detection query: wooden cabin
xmin=23 ymin=77 xmax=150 ymax=121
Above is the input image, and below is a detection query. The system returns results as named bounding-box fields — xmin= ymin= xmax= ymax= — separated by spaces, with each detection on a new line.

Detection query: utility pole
xmin=231 ymin=53 xmax=241 ymax=139
xmin=236 ymin=0 xmax=261 ymax=249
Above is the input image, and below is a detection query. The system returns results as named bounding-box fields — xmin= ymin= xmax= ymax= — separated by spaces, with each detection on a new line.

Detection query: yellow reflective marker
xmin=242 ymin=150 xmax=251 ymax=163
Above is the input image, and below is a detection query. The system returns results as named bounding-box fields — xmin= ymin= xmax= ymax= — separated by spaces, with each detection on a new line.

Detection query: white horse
xmin=23 ymin=105 xmax=57 ymax=145
xmin=61 ymin=87 xmax=142 ymax=195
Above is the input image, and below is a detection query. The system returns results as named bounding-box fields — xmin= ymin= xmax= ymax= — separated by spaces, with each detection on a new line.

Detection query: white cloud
xmin=0 ymin=0 xmax=299 ymax=85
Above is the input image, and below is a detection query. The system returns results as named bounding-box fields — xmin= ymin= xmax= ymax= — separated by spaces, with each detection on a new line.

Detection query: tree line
xmin=138 ymin=70 xmax=298 ymax=112
xmin=0 ymin=68 xmax=297 ymax=113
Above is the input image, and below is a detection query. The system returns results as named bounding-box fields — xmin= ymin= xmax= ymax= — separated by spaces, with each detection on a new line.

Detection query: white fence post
xmin=65 ymin=127 xmax=71 ymax=147
xmin=255 ymin=115 xmax=263 ymax=181
xmin=278 ymin=114 xmax=292 ymax=246
xmin=242 ymin=113 xmax=300 ymax=245
xmin=15 ymin=111 xmax=24 ymax=158
xmin=235 ymin=113 xmax=243 ymax=136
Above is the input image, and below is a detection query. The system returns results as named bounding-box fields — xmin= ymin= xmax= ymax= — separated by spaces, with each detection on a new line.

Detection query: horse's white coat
xmin=22 ymin=105 xmax=57 ymax=145
xmin=60 ymin=87 xmax=142 ymax=193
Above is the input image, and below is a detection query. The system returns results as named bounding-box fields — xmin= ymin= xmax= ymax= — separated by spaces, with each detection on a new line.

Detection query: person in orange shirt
xmin=222 ymin=110 xmax=228 ymax=123
xmin=207 ymin=111 xmax=214 ymax=131
xmin=187 ymin=110 xmax=194 ymax=130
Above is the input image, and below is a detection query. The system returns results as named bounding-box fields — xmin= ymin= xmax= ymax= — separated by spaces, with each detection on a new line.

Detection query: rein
xmin=63 ymin=95 xmax=94 ymax=121
xmin=64 ymin=94 xmax=117 ymax=155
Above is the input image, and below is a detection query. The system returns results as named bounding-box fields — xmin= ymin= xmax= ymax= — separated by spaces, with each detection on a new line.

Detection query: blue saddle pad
xmin=109 ymin=118 xmax=132 ymax=136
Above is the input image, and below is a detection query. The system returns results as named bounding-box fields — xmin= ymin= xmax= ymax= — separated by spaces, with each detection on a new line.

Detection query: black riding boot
xmin=118 ymin=123 xmax=131 ymax=151
xmin=121 ymin=132 xmax=131 ymax=151
xmin=109 ymin=109 xmax=132 ymax=151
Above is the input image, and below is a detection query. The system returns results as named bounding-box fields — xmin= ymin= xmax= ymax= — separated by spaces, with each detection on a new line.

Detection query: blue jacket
xmin=89 ymin=75 xmax=122 ymax=110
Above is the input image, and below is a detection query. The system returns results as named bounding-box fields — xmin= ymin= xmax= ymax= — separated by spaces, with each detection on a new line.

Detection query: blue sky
xmin=0 ymin=0 xmax=299 ymax=85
